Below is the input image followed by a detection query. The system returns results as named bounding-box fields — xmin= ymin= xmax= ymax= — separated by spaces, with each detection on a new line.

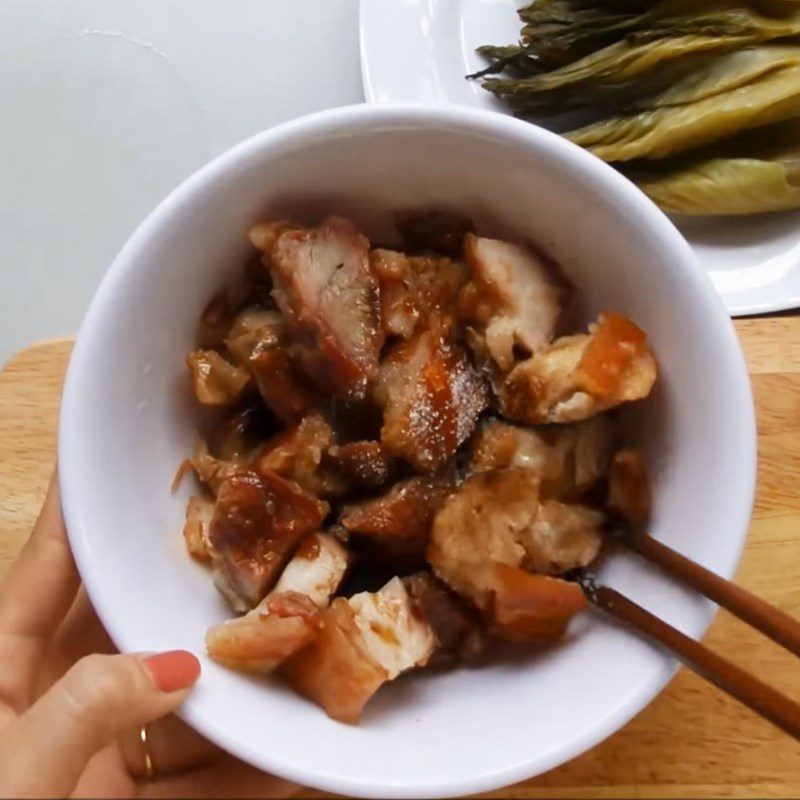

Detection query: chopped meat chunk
xmin=269 ymin=216 xmax=382 ymax=400
xmin=403 ymin=572 xmax=489 ymax=667
xmin=489 ymin=564 xmax=586 ymax=643
xmin=395 ymin=208 xmax=475 ymax=257
xmin=225 ymin=307 xmax=317 ymax=423
xmin=428 ymin=468 xmax=602 ymax=611
xmin=340 ymin=472 xmax=455 ymax=540
xmin=324 ymin=441 xmax=393 ymax=490
xmin=207 ymin=470 xmax=329 ymax=610
xmin=183 ymin=496 xmax=214 ymax=561
xmin=284 ymin=577 xmax=435 ymax=723
xmin=374 ymin=322 xmax=489 ymax=472
xmin=206 ymin=533 xmax=350 ymax=673
xmin=459 ymin=234 xmax=570 ymax=371
xmin=197 ymin=291 xmax=233 ymax=348
xmin=271 ymin=532 xmax=351 ymax=607
xmin=500 ymin=312 xmax=657 ymax=424
xmin=469 ymin=416 xmax=615 ymax=500
xmin=256 ymin=413 xmax=345 ymax=497
xmin=206 ymin=609 xmax=317 ymax=674
xmin=187 ymin=350 xmax=251 ymax=407
xmin=608 ymin=448 xmax=651 ymax=529
xmin=371 ymin=249 xmax=468 ymax=340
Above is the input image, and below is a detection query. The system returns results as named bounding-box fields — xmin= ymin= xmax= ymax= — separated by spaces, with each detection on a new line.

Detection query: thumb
xmin=0 ymin=650 xmax=200 ymax=798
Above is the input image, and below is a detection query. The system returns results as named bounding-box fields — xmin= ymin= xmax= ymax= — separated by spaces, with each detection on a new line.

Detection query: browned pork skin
xmin=207 ymin=470 xmax=329 ymax=611
xmin=469 ymin=416 xmax=615 ymax=501
xmin=428 ymin=467 xmax=601 ymax=638
xmin=459 ymin=234 xmax=570 ymax=372
xmin=206 ymin=532 xmax=350 ymax=673
xmin=268 ymin=216 xmax=383 ymax=401
xmin=284 ymin=577 xmax=435 ymax=723
xmin=340 ymin=471 xmax=455 ymax=540
xmin=501 ymin=312 xmax=657 ymax=424
xmin=374 ymin=320 xmax=488 ymax=472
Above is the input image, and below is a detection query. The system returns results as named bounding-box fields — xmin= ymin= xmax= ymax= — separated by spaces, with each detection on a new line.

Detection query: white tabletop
xmin=0 ymin=0 xmax=363 ymax=366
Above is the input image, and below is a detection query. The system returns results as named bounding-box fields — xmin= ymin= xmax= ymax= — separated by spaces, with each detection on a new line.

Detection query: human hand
xmin=0 ymin=475 xmax=298 ymax=798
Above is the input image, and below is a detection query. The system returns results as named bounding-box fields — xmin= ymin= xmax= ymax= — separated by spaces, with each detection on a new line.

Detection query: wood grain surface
xmin=1 ymin=319 xmax=799 ymax=798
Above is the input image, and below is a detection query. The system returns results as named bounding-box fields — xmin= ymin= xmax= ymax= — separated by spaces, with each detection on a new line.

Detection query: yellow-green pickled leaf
xmin=567 ymin=64 xmax=800 ymax=160
xmin=635 ymin=157 xmax=800 ymax=215
xmin=627 ymin=117 xmax=800 ymax=214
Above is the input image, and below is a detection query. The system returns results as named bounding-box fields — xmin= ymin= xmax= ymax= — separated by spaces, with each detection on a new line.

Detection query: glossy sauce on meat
xmin=183 ymin=211 xmax=658 ymax=723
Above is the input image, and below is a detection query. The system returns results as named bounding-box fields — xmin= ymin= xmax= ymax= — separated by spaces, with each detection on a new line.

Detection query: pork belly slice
xmin=284 ymin=577 xmax=435 ymax=723
xmin=459 ymin=234 xmax=570 ymax=372
xmin=207 ymin=470 xmax=329 ymax=611
xmin=427 ymin=468 xmax=599 ymax=641
xmin=374 ymin=322 xmax=489 ymax=472
xmin=206 ymin=532 xmax=350 ymax=673
xmin=469 ymin=416 xmax=615 ymax=500
xmin=269 ymin=216 xmax=382 ymax=401
xmin=500 ymin=312 xmax=657 ymax=424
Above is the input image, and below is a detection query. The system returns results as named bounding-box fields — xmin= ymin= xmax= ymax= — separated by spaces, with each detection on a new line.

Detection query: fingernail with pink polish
xmin=142 ymin=650 xmax=201 ymax=692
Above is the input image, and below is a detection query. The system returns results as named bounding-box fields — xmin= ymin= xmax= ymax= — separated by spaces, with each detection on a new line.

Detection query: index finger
xmin=0 ymin=473 xmax=80 ymax=641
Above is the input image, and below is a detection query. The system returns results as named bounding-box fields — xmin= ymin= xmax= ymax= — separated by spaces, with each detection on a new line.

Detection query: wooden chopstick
xmin=610 ymin=526 xmax=800 ymax=658
xmin=576 ymin=573 xmax=800 ymax=741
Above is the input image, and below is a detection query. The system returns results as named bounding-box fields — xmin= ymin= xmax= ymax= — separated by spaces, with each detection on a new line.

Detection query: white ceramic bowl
xmin=59 ymin=104 xmax=756 ymax=798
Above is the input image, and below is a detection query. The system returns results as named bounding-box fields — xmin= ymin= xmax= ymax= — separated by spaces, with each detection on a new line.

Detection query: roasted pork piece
xmin=207 ymin=470 xmax=329 ymax=611
xmin=183 ymin=212 xmax=658 ymax=722
xmin=501 ymin=312 xmax=657 ymax=424
xmin=459 ymin=234 xmax=570 ymax=372
xmin=374 ymin=320 xmax=489 ymax=471
xmin=225 ymin=306 xmax=317 ymax=423
xmin=267 ymin=216 xmax=383 ymax=401
xmin=284 ymin=577 xmax=435 ymax=723
xmin=428 ymin=467 xmax=600 ymax=640
xmin=340 ymin=471 xmax=456 ymax=541
xmin=206 ymin=532 xmax=349 ymax=673
xmin=469 ymin=416 xmax=615 ymax=500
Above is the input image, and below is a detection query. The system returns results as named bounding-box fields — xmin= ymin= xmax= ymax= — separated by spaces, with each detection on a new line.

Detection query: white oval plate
xmin=359 ymin=0 xmax=800 ymax=317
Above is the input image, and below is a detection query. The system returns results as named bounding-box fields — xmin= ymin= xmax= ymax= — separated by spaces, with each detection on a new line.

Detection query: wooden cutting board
xmin=1 ymin=319 xmax=799 ymax=798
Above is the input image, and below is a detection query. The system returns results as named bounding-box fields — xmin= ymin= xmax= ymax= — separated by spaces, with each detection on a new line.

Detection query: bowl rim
xmin=58 ymin=102 xmax=757 ymax=798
